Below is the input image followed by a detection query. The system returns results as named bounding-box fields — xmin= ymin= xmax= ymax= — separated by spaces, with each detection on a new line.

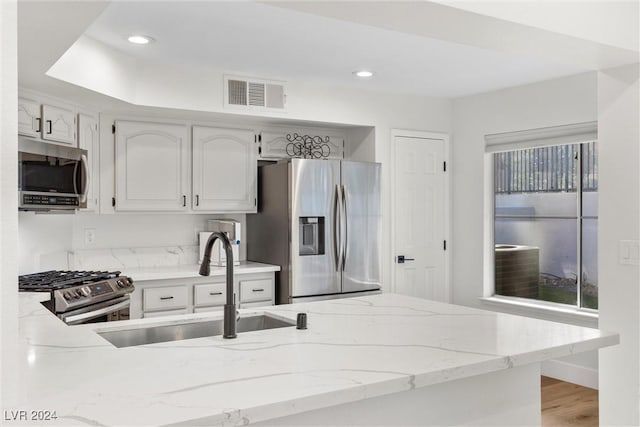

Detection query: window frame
xmin=482 ymin=122 xmax=598 ymax=318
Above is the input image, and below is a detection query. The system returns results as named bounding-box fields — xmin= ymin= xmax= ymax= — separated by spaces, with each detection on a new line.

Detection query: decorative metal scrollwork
xmin=285 ymin=133 xmax=331 ymax=159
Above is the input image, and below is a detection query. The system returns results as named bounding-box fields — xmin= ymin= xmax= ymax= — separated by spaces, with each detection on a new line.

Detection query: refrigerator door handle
xmin=333 ymin=184 xmax=342 ymax=271
xmin=341 ymin=184 xmax=348 ymax=271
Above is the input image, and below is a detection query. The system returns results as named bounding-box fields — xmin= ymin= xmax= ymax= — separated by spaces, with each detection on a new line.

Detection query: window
xmin=493 ymin=141 xmax=598 ymax=310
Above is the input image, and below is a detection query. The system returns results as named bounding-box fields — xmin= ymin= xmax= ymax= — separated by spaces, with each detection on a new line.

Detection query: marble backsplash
xmin=69 ymin=246 xmax=200 ymax=271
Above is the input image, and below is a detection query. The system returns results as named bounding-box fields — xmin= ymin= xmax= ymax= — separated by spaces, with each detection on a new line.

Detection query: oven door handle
xmin=63 ymin=299 xmax=130 ymax=325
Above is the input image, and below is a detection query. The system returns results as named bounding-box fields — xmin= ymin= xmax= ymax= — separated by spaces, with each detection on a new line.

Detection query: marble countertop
xmin=8 ymin=292 xmax=617 ymax=426
xmin=121 ymin=261 xmax=280 ymax=282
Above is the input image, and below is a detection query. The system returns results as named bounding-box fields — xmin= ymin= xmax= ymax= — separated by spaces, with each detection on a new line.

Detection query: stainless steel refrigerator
xmin=247 ymin=159 xmax=381 ymax=304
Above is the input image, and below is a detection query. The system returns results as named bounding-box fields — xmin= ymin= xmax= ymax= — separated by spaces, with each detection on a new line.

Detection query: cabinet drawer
xmin=143 ymin=286 xmax=188 ymax=311
xmin=194 ymin=283 xmax=226 ymax=307
xmin=240 ymin=279 xmax=273 ymax=303
xmin=142 ymin=309 xmax=188 ymax=318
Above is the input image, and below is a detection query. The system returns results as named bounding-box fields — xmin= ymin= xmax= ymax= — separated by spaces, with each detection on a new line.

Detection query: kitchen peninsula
xmin=9 ymin=292 xmax=616 ymax=426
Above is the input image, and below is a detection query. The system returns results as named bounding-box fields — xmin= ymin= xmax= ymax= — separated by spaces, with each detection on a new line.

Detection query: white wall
xmin=435 ymin=0 xmax=639 ymax=52
xmin=1 ymin=0 xmax=20 ymax=407
xmin=25 ymin=58 xmax=452 ymax=290
xmin=450 ymin=72 xmax=599 ymax=380
xmin=451 ymin=72 xmax=598 ymax=307
xmin=17 ymin=213 xmax=247 ymax=274
xmin=597 ymin=63 xmax=640 ymax=426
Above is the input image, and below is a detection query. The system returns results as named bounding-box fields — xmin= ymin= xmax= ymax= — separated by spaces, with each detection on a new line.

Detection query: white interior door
xmin=393 ymin=135 xmax=447 ymax=301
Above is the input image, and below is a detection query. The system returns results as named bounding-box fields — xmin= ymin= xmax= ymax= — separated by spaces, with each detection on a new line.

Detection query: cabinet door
xmin=192 ymin=126 xmax=256 ymax=212
xmin=260 ymin=130 xmax=344 ymax=160
xmin=115 ymin=120 xmax=189 ymax=211
xmin=18 ymin=98 xmax=41 ymax=137
xmin=41 ymin=104 xmax=76 ymax=146
xmin=78 ymin=114 xmax=99 ymax=211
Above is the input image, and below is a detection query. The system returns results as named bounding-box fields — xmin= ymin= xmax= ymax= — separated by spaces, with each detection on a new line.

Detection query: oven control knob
xmin=63 ymin=292 xmax=71 ymax=300
xmin=75 ymin=290 xmax=84 ymax=298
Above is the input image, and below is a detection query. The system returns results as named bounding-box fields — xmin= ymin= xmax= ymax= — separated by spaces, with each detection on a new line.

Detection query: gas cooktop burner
xmin=18 ymin=270 xmax=121 ymax=292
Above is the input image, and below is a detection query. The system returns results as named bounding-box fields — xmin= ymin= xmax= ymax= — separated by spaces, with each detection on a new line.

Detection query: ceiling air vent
xmin=224 ymin=75 xmax=286 ymax=112
xmin=228 ymin=79 xmax=247 ymax=106
xmin=248 ymin=82 xmax=265 ymax=107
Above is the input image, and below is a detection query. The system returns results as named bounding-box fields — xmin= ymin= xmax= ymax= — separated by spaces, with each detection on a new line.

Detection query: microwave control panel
xmin=21 ymin=193 xmax=79 ymax=207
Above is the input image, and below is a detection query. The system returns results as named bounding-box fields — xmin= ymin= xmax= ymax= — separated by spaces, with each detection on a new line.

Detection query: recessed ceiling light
xmin=353 ymin=70 xmax=374 ymax=78
xmin=127 ymin=35 xmax=154 ymax=45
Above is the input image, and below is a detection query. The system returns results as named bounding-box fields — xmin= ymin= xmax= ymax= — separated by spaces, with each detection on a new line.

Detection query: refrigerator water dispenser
xmin=299 ymin=217 xmax=324 ymax=256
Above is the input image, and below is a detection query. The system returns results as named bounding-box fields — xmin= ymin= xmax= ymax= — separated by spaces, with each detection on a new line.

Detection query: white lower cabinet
xmin=143 ymin=285 xmax=188 ymax=312
xmin=129 ymin=271 xmax=275 ymax=319
xmin=240 ymin=278 xmax=274 ymax=303
xmin=194 ymin=282 xmax=226 ymax=307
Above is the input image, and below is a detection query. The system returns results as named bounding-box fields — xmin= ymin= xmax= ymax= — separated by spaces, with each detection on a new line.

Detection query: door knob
xmin=397 ymin=255 xmax=415 ymax=264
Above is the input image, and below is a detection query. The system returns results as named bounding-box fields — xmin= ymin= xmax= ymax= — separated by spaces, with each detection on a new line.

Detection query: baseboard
xmin=541 ymin=359 xmax=598 ymax=390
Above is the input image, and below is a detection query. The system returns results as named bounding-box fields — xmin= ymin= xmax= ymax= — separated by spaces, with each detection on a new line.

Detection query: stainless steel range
xmin=19 ymin=270 xmax=134 ymax=325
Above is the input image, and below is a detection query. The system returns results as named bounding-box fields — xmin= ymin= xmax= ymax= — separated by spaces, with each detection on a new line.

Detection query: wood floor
xmin=542 ymin=376 xmax=598 ymax=427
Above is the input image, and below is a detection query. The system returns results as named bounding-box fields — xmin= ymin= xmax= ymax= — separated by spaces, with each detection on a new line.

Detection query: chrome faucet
xmin=199 ymin=231 xmax=236 ymax=339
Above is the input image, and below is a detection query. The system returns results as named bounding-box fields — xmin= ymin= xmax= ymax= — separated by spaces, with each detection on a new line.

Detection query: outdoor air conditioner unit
xmin=224 ymin=75 xmax=286 ymax=112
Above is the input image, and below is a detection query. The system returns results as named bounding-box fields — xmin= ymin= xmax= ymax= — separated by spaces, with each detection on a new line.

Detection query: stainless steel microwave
xmin=18 ymin=138 xmax=88 ymax=211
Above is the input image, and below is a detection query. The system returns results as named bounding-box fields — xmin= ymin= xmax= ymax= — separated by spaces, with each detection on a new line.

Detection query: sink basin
xmin=97 ymin=313 xmax=296 ymax=348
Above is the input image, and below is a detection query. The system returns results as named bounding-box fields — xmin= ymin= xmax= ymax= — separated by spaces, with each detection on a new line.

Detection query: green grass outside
xmin=538 ymin=286 xmax=598 ymax=310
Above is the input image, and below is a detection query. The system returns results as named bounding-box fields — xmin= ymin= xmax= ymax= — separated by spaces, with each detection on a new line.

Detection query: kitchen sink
xmin=97 ymin=313 xmax=296 ymax=348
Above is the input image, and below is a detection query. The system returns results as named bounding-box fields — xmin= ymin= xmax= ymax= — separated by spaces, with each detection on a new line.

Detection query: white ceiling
xmin=82 ymin=1 xmax=589 ymax=98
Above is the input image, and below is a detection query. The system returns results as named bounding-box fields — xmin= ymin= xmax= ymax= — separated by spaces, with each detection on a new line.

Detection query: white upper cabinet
xmin=192 ymin=126 xmax=257 ymax=212
xmin=19 ymin=97 xmax=78 ymax=147
xmin=41 ymin=104 xmax=76 ymax=146
xmin=115 ymin=120 xmax=189 ymax=211
xmin=260 ymin=129 xmax=344 ymax=160
xmin=18 ymin=98 xmax=41 ymax=137
xmin=78 ymin=114 xmax=99 ymax=211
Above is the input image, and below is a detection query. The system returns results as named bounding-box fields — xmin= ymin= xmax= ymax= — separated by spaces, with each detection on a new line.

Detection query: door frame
xmin=390 ymin=129 xmax=451 ymax=302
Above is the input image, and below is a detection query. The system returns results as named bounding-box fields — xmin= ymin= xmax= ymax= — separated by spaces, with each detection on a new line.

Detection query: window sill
xmin=479 ymin=295 xmax=598 ymax=328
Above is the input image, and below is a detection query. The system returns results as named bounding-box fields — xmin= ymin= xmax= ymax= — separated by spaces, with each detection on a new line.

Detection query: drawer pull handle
xmin=160 ymin=296 xmax=174 ymax=300
xmin=252 ymin=288 xmax=265 ymax=292
xmin=209 ymin=292 xmax=223 ymax=296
